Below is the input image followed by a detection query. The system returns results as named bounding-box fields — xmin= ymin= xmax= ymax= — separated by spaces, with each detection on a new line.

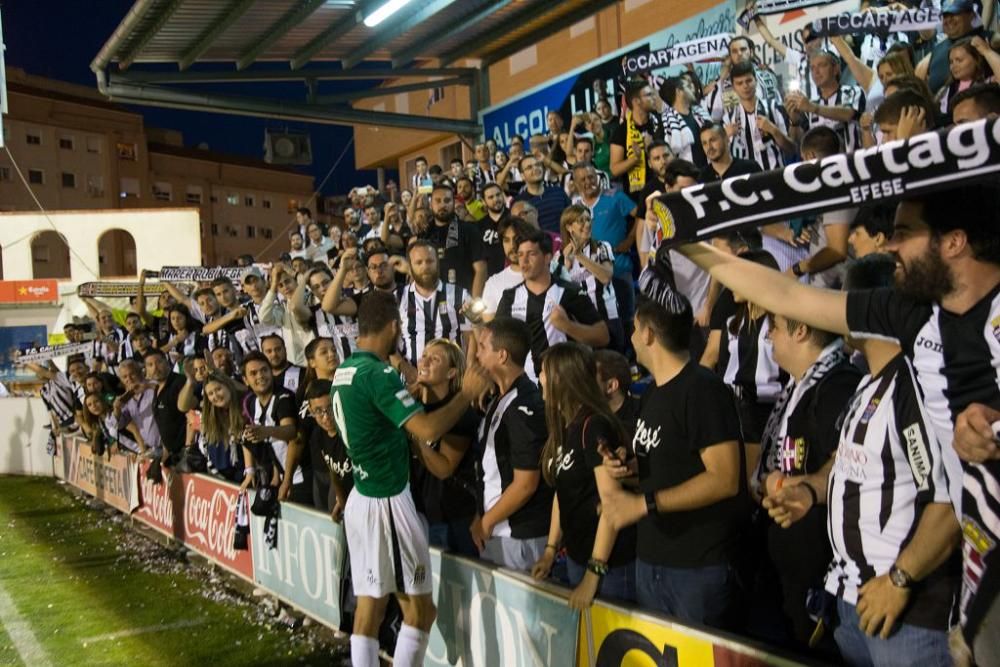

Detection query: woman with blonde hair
xmin=553 ymin=204 xmax=623 ymax=352
xmin=531 ymin=342 xmax=636 ymax=609
xmin=198 ymin=371 xmax=247 ymax=483
xmin=409 ymin=338 xmax=480 ymax=556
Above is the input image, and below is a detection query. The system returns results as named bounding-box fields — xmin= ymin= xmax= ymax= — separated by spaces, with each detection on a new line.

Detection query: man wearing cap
xmin=202 ymin=268 xmax=279 ymax=354
xmin=918 ymin=0 xmax=998 ymax=95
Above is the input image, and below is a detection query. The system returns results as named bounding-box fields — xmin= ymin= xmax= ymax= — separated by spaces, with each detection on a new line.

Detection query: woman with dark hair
xmin=199 ymin=371 xmax=248 ymax=483
xmin=80 ymin=391 xmax=118 ymax=459
xmin=160 ymin=303 xmax=206 ymax=366
xmin=531 ymin=342 xmax=636 ymax=609
xmin=938 ymin=36 xmax=1000 ymax=114
xmin=408 ymin=338 xmax=480 ymax=557
xmin=554 ymin=204 xmax=623 ymax=352
xmin=716 ymin=249 xmax=787 ymax=483
xmin=298 ymin=337 xmax=340 ymax=511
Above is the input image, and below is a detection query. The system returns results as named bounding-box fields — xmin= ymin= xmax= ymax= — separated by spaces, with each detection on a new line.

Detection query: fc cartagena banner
xmin=61 ymin=436 xmax=139 ymax=514
xmin=424 ymin=550 xmax=579 ymax=666
xmin=480 ymin=2 xmax=735 ymax=148
xmin=740 ymin=0 xmax=858 ymax=70
xmin=249 ymin=500 xmax=348 ymax=629
xmin=578 ymin=601 xmax=804 ymax=666
xmin=135 ymin=462 xmax=254 ymax=581
xmin=656 ymin=118 xmax=1000 ymax=246
xmin=810 ymin=7 xmax=940 ymax=37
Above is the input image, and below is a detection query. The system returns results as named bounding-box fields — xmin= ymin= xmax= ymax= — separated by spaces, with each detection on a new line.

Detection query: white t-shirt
xmin=482 ymin=267 xmax=523 ymax=315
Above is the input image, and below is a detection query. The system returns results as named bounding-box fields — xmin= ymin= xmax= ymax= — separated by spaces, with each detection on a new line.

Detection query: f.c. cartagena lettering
xmin=810 ymin=8 xmax=940 ymax=37
xmin=623 ymin=34 xmax=732 ymax=74
xmin=657 ymin=118 xmax=1000 ymax=246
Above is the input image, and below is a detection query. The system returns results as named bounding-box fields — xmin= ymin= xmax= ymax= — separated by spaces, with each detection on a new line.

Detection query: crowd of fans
xmin=21 ymin=1 xmax=1000 ymax=664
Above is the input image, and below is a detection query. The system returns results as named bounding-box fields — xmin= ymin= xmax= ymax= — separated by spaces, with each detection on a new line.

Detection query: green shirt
xmin=330 ymin=350 xmax=423 ymax=498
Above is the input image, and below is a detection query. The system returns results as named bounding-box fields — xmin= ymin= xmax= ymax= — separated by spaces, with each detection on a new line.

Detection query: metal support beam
xmin=340 ymin=0 xmax=458 ymax=70
xmin=236 ymin=0 xmax=327 ymax=71
xmin=312 ymin=76 xmax=468 ymax=105
xmin=110 ymin=66 xmax=477 ymax=84
xmin=178 ymin=0 xmax=256 ymax=71
xmin=437 ymin=1 xmax=560 ymax=66
xmin=290 ymin=0 xmax=381 ymax=70
xmin=103 ymin=81 xmax=482 ymax=135
xmin=483 ymin=0 xmax=620 ymax=66
xmin=391 ymin=0 xmax=513 ymax=69
xmin=117 ymin=0 xmax=186 ymax=70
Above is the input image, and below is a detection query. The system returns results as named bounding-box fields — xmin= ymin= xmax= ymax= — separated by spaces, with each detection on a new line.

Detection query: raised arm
xmin=754 ymin=15 xmax=788 ymax=59
xmin=831 ymin=35 xmax=874 ymax=91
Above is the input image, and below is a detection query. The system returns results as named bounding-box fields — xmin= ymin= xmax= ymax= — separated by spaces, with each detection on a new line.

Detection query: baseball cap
xmin=242 ymin=267 xmax=264 ymax=283
xmin=941 ymin=0 xmax=975 ymax=14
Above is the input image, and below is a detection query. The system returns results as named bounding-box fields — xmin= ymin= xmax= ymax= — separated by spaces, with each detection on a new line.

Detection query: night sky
xmin=1 ymin=0 xmax=397 ymax=196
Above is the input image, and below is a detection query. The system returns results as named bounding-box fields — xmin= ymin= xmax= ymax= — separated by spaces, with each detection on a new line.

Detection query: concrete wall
xmin=0 ymin=398 xmax=57 ymax=477
xmin=0 ymin=208 xmax=202 ymax=284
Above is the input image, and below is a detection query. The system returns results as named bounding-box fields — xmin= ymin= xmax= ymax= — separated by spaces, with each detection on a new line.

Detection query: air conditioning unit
xmin=264 ymin=130 xmax=313 ymax=165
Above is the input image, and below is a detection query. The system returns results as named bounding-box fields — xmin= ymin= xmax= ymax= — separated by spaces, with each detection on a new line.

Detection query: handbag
xmin=233 ymin=491 xmax=250 ymax=551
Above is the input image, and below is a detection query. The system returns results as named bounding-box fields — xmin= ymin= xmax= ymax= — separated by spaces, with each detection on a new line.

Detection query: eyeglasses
xmin=311 ymin=406 xmax=333 ymax=418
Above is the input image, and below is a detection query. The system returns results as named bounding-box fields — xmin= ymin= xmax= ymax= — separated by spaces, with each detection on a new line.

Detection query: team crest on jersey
xmin=963 ymin=517 xmax=996 ymax=556
xmin=412 ymin=565 xmax=427 ymax=585
xmin=859 ymin=397 xmax=880 ymax=425
xmin=991 ymin=314 xmax=1000 ymax=342
xmin=780 ymin=436 xmax=806 ymax=473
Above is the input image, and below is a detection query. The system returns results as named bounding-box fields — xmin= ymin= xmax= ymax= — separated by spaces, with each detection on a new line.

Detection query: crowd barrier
xmin=52 ymin=434 xmax=806 ymax=666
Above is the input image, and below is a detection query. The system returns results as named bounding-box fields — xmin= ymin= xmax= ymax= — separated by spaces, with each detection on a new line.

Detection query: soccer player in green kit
xmin=330 ymin=290 xmax=489 ymax=667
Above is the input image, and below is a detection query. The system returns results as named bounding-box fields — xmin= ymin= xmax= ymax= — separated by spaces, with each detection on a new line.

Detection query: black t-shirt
xmin=611 ymin=114 xmax=665 ymax=197
xmin=709 ymin=288 xmax=737 ymax=333
xmin=699 ymin=158 xmax=761 ymax=183
xmin=553 ymin=412 xmax=637 ymax=566
xmin=422 ymin=218 xmax=485 ymax=293
xmin=410 ymin=397 xmax=480 ymax=524
xmin=615 ymin=395 xmax=642 ymax=455
xmin=310 ymin=425 xmax=353 ymax=495
xmin=480 ymin=212 xmax=508 ymax=277
xmin=153 ymin=373 xmax=188 ymax=453
xmin=634 ymin=363 xmax=747 ymax=567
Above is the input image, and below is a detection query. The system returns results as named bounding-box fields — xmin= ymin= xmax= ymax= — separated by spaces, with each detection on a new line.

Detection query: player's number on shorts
xmin=332 ymin=391 xmax=349 ymax=446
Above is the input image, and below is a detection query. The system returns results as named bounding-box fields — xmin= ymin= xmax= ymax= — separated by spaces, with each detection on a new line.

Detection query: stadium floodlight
xmin=363 ymin=0 xmax=414 ymax=27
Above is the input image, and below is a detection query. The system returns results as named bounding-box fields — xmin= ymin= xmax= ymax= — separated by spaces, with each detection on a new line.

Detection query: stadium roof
xmin=91 ymin=0 xmax=621 ymax=136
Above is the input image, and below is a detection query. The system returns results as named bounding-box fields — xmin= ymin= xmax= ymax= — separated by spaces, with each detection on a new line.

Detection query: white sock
xmin=350 ymin=634 xmax=379 ymax=667
xmin=392 ymin=624 xmax=430 ymax=667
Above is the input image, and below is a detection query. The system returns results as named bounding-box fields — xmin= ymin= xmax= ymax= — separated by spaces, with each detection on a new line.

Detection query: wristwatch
xmin=644 ymin=491 xmax=657 ymax=515
xmin=791 ymin=262 xmax=806 ymax=277
xmin=889 ymin=564 xmax=913 ymax=589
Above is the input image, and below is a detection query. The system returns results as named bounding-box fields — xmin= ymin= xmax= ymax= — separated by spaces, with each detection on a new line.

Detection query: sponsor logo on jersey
xmin=395 ymin=389 xmax=415 ymax=407
xmin=332 ymin=366 xmax=357 ymax=386
xmin=902 ymin=422 xmax=931 ymax=491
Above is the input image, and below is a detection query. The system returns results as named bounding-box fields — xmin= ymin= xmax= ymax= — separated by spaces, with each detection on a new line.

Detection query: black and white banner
xmin=738 ymin=0 xmax=840 ymax=27
xmin=77 ymin=282 xmax=177 ymax=298
xmin=158 ymin=266 xmax=252 ymax=282
xmin=810 ymin=8 xmax=940 ymax=37
xmin=622 ymin=34 xmax=733 ymax=74
xmin=654 ymin=118 xmax=1000 ymax=246
xmin=13 ymin=342 xmax=94 ymax=365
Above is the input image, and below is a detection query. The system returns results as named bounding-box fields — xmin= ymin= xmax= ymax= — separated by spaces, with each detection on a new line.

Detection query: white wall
xmin=0 ymin=207 xmax=202 ymax=283
xmin=0 ymin=398 xmax=56 ymax=476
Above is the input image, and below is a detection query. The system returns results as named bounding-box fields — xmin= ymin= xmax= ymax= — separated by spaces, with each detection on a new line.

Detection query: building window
xmin=210 ymin=223 xmax=219 ymax=236
xmin=87 ymin=175 xmax=104 ymax=197
xmin=120 ymin=177 xmax=140 ymax=199
xmin=287 ymin=199 xmax=299 ymax=213
xmin=116 ymin=143 xmax=137 ymax=161
xmin=246 ymin=225 xmax=256 ymax=239
xmin=61 ymin=173 xmax=76 ymax=189
xmin=210 ymin=195 xmax=218 ymax=203
xmin=0 ymin=167 xmax=10 ymax=182
xmin=186 ymin=186 xmax=203 ymax=204
xmin=262 ymin=198 xmax=272 ymax=209
xmin=244 ymin=195 xmax=255 ymax=207
xmin=59 ymin=136 xmax=74 ymax=150
xmin=262 ymin=228 xmax=273 ymax=240
xmin=226 ymin=193 xmax=239 ymax=206
xmin=26 ymin=131 xmax=42 ymax=146
xmin=86 ymin=137 xmax=101 ymax=154
xmin=28 ymin=169 xmax=44 ymax=185
xmin=153 ymin=181 xmax=172 ymax=202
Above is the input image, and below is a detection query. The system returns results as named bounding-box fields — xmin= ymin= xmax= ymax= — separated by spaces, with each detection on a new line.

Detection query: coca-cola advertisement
xmin=136 ymin=462 xmax=255 ymax=582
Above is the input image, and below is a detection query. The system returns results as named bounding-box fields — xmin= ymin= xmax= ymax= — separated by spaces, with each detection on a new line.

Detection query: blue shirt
xmin=577 ymin=191 xmax=636 ymax=277
xmin=515 ymin=184 xmax=571 ymax=235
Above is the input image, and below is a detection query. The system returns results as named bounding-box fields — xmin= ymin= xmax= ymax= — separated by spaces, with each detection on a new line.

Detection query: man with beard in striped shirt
xmin=677 ymin=183 xmax=1000 ymax=665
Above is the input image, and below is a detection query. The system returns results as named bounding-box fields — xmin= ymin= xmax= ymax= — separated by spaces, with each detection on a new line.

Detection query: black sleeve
xmin=507 ymin=398 xmax=548 ymax=470
xmin=272 ymin=392 xmax=298 ymax=424
xmin=809 ymin=370 xmax=862 ymax=468
xmin=845 ymin=288 xmax=933 ymax=352
xmin=709 ymin=289 xmax=736 ymax=330
xmin=463 ymin=222 xmax=484 ymax=260
xmin=611 ymin=122 xmax=627 ymax=148
xmin=686 ymin=373 xmax=743 ymax=454
xmin=496 ymin=288 xmax=515 ymax=318
xmin=453 ymin=408 xmax=480 ymax=440
xmin=561 ymin=284 xmax=600 ymax=325
xmin=581 ymin=413 xmax=621 ymax=469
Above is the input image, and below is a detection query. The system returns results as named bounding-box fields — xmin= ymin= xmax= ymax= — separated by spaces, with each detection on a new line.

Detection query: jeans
xmin=612 ymin=276 xmax=635 ymax=339
xmin=427 ymin=519 xmax=478 ymax=559
xmin=482 ymin=536 xmax=547 ymax=573
xmin=565 ymin=558 xmax=636 ymax=604
xmin=636 ymin=560 xmax=734 ymax=629
xmin=834 ymin=598 xmax=951 ymax=667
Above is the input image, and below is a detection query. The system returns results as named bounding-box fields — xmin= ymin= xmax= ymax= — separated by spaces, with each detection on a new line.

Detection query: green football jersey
xmin=330 ymin=350 xmax=422 ymax=498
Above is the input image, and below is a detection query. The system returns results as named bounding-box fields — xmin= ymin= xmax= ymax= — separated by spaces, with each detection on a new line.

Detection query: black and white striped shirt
xmin=705 ymin=66 xmax=783 ymax=122
xmin=40 ymin=371 xmax=77 ymax=426
xmin=311 ymin=304 xmax=358 ymax=366
xmin=496 ymin=278 xmax=602 ymax=382
xmin=553 ymin=242 xmax=619 ymax=321
xmin=722 ymin=98 xmax=789 ymax=172
xmin=804 ymin=84 xmax=866 ymax=153
xmin=93 ymin=327 xmax=127 ymax=374
xmin=662 ymin=104 xmax=713 ymax=163
xmin=846 ymin=286 xmax=1000 ymax=641
xmin=825 ymin=353 xmax=956 ymax=629
xmin=720 ymin=313 xmax=785 ymax=406
xmin=244 ymin=390 xmax=302 ymax=485
xmin=397 ymin=281 xmax=469 ymax=367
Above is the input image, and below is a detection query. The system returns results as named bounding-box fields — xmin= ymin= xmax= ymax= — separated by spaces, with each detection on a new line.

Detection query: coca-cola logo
xmin=184 ymin=480 xmax=239 ymax=562
xmin=139 ymin=466 xmax=173 ymax=527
